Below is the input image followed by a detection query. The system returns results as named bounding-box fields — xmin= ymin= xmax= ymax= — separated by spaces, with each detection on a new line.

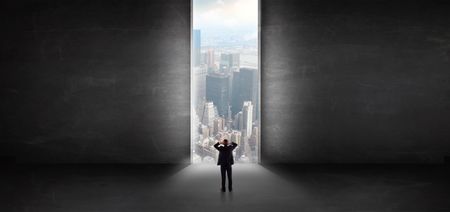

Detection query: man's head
xmin=223 ymin=139 xmax=228 ymax=145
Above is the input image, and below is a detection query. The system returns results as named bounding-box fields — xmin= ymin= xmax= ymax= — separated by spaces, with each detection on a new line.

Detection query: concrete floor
xmin=3 ymin=164 xmax=450 ymax=212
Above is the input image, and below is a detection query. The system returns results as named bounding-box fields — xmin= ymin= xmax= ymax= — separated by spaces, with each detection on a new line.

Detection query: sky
xmin=193 ymin=0 xmax=258 ymax=45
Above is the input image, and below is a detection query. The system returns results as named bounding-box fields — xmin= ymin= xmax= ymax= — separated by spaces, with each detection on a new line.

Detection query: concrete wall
xmin=0 ymin=0 xmax=190 ymax=163
xmin=261 ymin=0 xmax=450 ymax=163
xmin=2 ymin=0 xmax=450 ymax=164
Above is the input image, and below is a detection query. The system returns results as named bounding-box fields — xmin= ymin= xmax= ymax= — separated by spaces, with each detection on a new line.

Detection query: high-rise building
xmin=231 ymin=68 xmax=258 ymax=119
xmin=226 ymin=105 xmax=233 ymax=130
xmin=193 ymin=30 xmax=201 ymax=66
xmin=206 ymin=49 xmax=215 ymax=69
xmin=206 ymin=73 xmax=229 ymax=117
xmin=220 ymin=53 xmax=240 ymax=73
xmin=230 ymin=130 xmax=242 ymax=146
xmin=201 ymin=102 xmax=215 ymax=127
xmin=213 ymin=117 xmax=225 ymax=135
xmin=230 ymin=130 xmax=242 ymax=159
xmin=233 ymin=111 xmax=243 ymax=130
xmin=200 ymin=124 xmax=210 ymax=139
xmin=242 ymin=101 xmax=253 ymax=137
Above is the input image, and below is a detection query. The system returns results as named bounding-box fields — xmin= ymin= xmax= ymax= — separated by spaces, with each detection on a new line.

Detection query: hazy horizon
xmin=193 ymin=0 xmax=258 ymax=48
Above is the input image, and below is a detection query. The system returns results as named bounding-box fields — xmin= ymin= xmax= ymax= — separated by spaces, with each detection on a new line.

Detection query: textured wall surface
xmin=2 ymin=0 xmax=450 ymax=164
xmin=261 ymin=0 xmax=450 ymax=163
xmin=0 ymin=0 xmax=190 ymax=163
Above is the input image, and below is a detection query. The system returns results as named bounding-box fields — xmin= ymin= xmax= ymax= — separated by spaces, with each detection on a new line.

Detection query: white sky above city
xmin=193 ymin=0 xmax=258 ymax=45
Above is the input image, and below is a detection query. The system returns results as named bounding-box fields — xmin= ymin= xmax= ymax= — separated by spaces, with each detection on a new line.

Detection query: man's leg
xmin=227 ymin=165 xmax=232 ymax=191
xmin=220 ymin=165 xmax=226 ymax=191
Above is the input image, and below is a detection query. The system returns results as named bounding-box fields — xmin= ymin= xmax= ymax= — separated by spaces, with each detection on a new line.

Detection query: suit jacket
xmin=214 ymin=142 xmax=238 ymax=166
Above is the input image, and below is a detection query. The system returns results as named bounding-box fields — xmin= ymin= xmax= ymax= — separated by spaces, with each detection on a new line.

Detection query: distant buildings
xmin=200 ymin=124 xmax=210 ymax=139
xmin=233 ymin=111 xmax=243 ymax=130
xmin=206 ymin=49 xmax=215 ymax=70
xmin=206 ymin=73 xmax=229 ymax=117
xmin=213 ymin=117 xmax=225 ymax=135
xmin=220 ymin=53 xmax=240 ymax=73
xmin=230 ymin=130 xmax=243 ymax=158
xmin=231 ymin=68 xmax=258 ymax=119
xmin=230 ymin=130 xmax=242 ymax=146
xmin=191 ymin=28 xmax=258 ymax=163
xmin=242 ymin=101 xmax=253 ymax=137
xmin=201 ymin=102 xmax=215 ymax=128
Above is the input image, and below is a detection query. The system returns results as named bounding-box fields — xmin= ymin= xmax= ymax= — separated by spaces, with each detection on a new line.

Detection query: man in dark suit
xmin=214 ymin=139 xmax=238 ymax=192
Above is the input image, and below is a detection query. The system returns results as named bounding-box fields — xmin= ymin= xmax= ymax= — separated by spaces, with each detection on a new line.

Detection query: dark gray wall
xmin=0 ymin=0 xmax=190 ymax=163
xmin=261 ymin=0 xmax=450 ymax=163
xmin=2 ymin=0 xmax=450 ymax=164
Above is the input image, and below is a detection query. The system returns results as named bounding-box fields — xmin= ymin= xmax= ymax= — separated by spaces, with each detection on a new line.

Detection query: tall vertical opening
xmin=191 ymin=0 xmax=260 ymax=164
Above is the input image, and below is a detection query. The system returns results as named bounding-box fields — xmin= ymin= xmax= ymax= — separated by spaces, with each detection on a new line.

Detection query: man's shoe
xmin=221 ymin=187 xmax=226 ymax=192
xmin=228 ymin=187 xmax=232 ymax=192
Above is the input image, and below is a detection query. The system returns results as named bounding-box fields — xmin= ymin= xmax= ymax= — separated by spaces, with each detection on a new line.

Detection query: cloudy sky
xmin=193 ymin=0 xmax=258 ymax=44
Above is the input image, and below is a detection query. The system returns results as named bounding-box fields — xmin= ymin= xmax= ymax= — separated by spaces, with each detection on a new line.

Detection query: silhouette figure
xmin=214 ymin=139 xmax=238 ymax=192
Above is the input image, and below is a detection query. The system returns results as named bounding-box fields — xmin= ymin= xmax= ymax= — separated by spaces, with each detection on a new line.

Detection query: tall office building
xmin=226 ymin=105 xmax=233 ymax=130
xmin=206 ymin=49 xmax=215 ymax=69
xmin=220 ymin=53 xmax=240 ymax=73
xmin=201 ymin=102 xmax=215 ymax=128
xmin=231 ymin=130 xmax=243 ymax=159
xmin=233 ymin=111 xmax=243 ymax=130
xmin=213 ymin=117 xmax=225 ymax=135
xmin=200 ymin=124 xmax=210 ymax=139
xmin=230 ymin=130 xmax=242 ymax=146
xmin=206 ymin=73 xmax=229 ymax=117
xmin=193 ymin=30 xmax=201 ymax=66
xmin=242 ymin=101 xmax=253 ymax=137
xmin=231 ymin=68 xmax=258 ymax=120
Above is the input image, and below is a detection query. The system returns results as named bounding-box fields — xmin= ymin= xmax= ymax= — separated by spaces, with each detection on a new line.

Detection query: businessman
xmin=214 ymin=139 xmax=238 ymax=192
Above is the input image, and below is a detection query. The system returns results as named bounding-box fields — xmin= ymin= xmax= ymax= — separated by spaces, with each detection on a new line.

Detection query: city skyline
xmin=192 ymin=0 xmax=259 ymax=163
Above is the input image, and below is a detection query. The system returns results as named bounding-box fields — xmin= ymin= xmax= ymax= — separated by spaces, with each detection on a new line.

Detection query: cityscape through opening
xmin=191 ymin=0 xmax=260 ymax=163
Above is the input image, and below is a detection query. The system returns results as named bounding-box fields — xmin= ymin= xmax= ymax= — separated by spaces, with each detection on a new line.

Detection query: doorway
xmin=191 ymin=0 xmax=260 ymax=163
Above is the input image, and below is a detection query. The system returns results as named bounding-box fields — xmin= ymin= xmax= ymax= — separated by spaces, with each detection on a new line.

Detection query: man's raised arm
xmin=231 ymin=142 xmax=238 ymax=150
xmin=214 ymin=142 xmax=220 ymax=150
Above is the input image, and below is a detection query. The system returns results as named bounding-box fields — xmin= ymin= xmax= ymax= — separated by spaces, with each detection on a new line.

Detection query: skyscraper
xmin=200 ymin=124 xmax=210 ymax=139
xmin=193 ymin=30 xmax=201 ymax=66
xmin=233 ymin=111 xmax=243 ymax=130
xmin=230 ymin=130 xmax=243 ymax=159
xmin=213 ymin=117 xmax=225 ymax=135
xmin=230 ymin=130 xmax=242 ymax=146
xmin=231 ymin=68 xmax=258 ymax=119
xmin=206 ymin=48 xmax=215 ymax=70
xmin=206 ymin=73 xmax=229 ymax=117
xmin=220 ymin=53 xmax=240 ymax=73
xmin=242 ymin=101 xmax=253 ymax=137
xmin=201 ymin=101 xmax=215 ymax=128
